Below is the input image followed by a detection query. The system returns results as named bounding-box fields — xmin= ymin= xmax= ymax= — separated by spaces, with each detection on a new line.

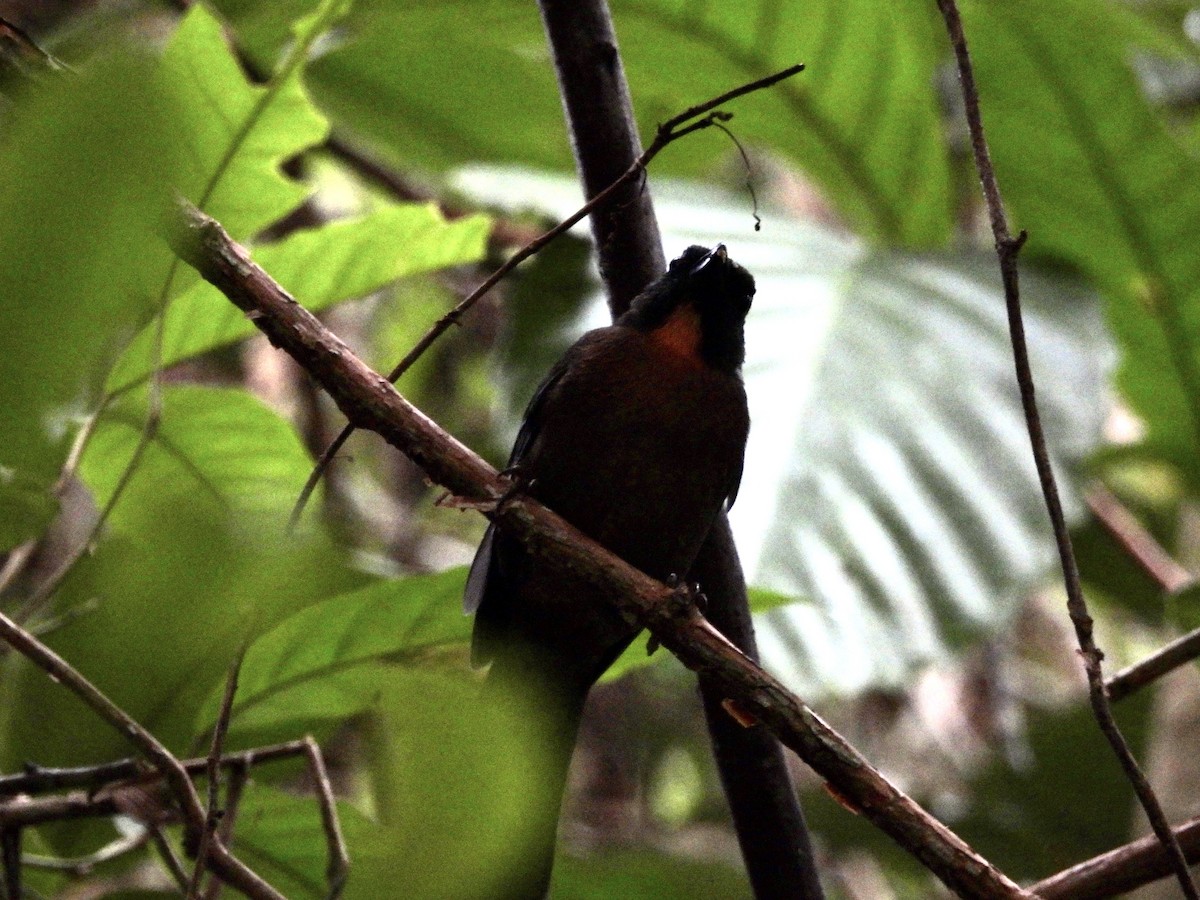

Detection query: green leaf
xmin=232 ymin=785 xmax=372 ymax=899
xmin=198 ymin=569 xmax=470 ymax=736
xmin=106 ymin=202 xmax=489 ymax=392
xmin=963 ymin=0 xmax=1200 ymax=483
xmin=0 ymin=51 xmax=177 ymax=550
xmin=161 ymin=3 xmax=330 ymax=238
xmin=82 ymin=386 xmax=318 ymax=525
xmin=218 ymin=0 xmax=950 ymax=246
xmin=0 ymin=386 xmax=354 ymax=777
xmin=460 ymin=170 xmax=1111 ymax=695
xmin=552 ymin=849 xmax=751 ymax=900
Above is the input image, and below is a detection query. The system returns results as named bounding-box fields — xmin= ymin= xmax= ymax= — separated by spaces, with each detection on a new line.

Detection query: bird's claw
xmin=493 ymin=465 xmax=535 ymax=511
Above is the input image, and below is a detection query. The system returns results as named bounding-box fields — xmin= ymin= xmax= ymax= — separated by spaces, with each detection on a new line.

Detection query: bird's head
xmin=619 ymin=244 xmax=755 ymax=373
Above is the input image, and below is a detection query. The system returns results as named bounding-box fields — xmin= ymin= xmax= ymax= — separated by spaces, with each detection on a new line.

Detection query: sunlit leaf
xmin=0 ymin=386 xmax=353 ymax=777
xmin=106 ymin=203 xmax=489 ymax=392
xmin=161 ymin=3 xmax=329 ymax=238
xmin=197 ymin=568 xmax=470 ymax=736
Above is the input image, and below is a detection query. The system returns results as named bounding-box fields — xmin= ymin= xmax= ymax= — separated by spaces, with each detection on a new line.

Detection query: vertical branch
xmin=1 ymin=826 xmax=20 ymax=900
xmin=536 ymin=1 xmax=823 ymax=896
xmin=537 ymin=0 xmax=664 ymax=315
xmin=934 ymin=2 xmax=1198 ymax=897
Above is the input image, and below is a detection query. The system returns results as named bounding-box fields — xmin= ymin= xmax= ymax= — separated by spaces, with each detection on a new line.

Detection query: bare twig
xmin=302 ymin=737 xmax=349 ymax=900
xmin=188 ymin=652 xmax=244 ymax=898
xmin=202 ymin=762 xmax=249 ymax=900
xmin=150 ymin=823 xmax=190 ymax=891
xmin=1107 ymin=626 xmax=1200 ymax=703
xmin=21 ymin=828 xmax=150 ymax=875
xmin=1031 ymin=813 xmax=1200 ymax=899
xmin=935 ymin=2 xmax=1198 ymax=896
xmin=0 ymin=739 xmax=309 ymax=798
xmin=1086 ymin=484 xmax=1193 ymax=594
xmin=168 ymin=200 xmax=1032 ymax=898
xmin=0 ymin=611 xmax=285 ymax=900
xmin=288 ymin=63 xmax=804 ymax=529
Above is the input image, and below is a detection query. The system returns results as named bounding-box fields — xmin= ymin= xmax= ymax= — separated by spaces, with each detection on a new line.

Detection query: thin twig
xmin=287 ymin=63 xmax=805 ymax=529
xmin=1107 ymin=626 xmax=1200 ymax=703
xmin=20 ymin=828 xmax=150 ymax=875
xmin=149 ymin=823 xmax=190 ymax=891
xmin=187 ymin=652 xmax=244 ymax=898
xmin=1031 ymin=813 xmax=1200 ymax=899
xmin=202 ymin=762 xmax=249 ymax=900
xmin=302 ymin=737 xmax=349 ymax=900
xmin=13 ymin=401 xmax=159 ymax=628
xmin=934 ymin=2 xmax=1199 ymax=896
xmin=169 ymin=200 xmax=1032 ymax=898
xmin=1086 ymin=484 xmax=1193 ymax=594
xmin=0 ymin=739 xmax=311 ymax=797
xmin=1 ymin=739 xmax=309 ymax=796
xmin=0 ymin=611 xmax=285 ymax=900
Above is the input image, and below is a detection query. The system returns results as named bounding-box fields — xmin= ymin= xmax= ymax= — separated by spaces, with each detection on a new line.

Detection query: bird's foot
xmin=647 ymin=577 xmax=706 ymax=655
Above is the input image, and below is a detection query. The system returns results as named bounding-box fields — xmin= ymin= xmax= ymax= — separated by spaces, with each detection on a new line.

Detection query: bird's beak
xmin=691 ymin=243 xmax=727 ymax=275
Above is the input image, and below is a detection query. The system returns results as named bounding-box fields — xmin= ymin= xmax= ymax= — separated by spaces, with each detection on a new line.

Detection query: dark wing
xmin=724 ymin=451 xmax=745 ymax=511
xmin=462 ymin=343 xmax=581 ymax=622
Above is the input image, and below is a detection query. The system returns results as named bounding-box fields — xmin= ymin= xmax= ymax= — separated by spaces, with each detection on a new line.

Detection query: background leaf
xmin=198 ymin=568 xmax=470 ymax=738
xmin=965 ymin=0 xmax=1200 ymax=485
xmin=457 ymin=169 xmax=1111 ymax=694
xmin=216 ymin=0 xmax=950 ymax=246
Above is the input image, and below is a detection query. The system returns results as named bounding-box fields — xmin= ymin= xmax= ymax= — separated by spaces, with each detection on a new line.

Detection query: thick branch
xmin=537 ymin=4 xmax=820 ymax=896
xmin=935 ymin=2 xmax=1197 ymax=896
xmin=167 ymin=200 xmax=1031 ymax=899
xmin=538 ymin=0 xmax=663 ymax=313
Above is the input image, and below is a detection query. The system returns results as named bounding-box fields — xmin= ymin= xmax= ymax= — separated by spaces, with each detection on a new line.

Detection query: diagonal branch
xmin=934 ymin=1 xmax=1198 ymax=897
xmin=1031 ymin=813 xmax=1200 ymax=899
xmin=167 ymin=199 xmax=1032 ymax=900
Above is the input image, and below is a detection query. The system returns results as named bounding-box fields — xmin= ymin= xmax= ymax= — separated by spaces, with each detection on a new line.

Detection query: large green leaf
xmin=160 ymin=3 xmax=331 ymax=239
xmin=215 ymin=0 xmax=950 ymax=246
xmin=0 ymin=387 xmax=353 ymax=772
xmin=106 ymin=202 xmax=489 ymax=393
xmin=0 ymin=52 xmax=177 ymax=549
xmin=457 ymin=169 xmax=1110 ymax=695
xmin=195 ymin=568 xmax=470 ymax=737
xmin=232 ymin=785 xmax=375 ymax=899
xmin=963 ymin=0 xmax=1200 ymax=484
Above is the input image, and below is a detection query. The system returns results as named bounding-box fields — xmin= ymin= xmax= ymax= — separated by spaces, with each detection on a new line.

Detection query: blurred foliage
xmin=3 ymin=0 xmax=1200 ymax=897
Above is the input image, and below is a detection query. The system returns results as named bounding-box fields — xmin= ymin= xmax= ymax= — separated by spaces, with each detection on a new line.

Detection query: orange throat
xmin=648 ymin=304 xmax=702 ymax=363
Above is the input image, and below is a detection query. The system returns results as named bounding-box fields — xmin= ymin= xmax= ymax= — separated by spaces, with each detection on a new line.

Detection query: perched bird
xmin=464 ymin=244 xmax=754 ymax=898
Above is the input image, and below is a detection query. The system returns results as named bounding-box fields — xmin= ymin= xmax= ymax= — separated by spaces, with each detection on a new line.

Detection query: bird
xmin=464 ymin=243 xmax=754 ymax=898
